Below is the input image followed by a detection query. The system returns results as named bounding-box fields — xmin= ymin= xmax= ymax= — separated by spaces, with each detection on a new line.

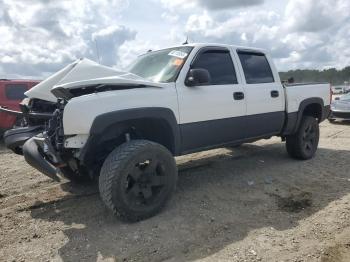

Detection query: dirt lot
xmin=1 ymin=121 xmax=350 ymax=262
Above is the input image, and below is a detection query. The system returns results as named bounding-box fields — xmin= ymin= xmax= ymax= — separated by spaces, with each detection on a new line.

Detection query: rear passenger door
xmin=236 ymin=50 xmax=285 ymax=138
xmin=177 ymin=46 xmax=246 ymax=152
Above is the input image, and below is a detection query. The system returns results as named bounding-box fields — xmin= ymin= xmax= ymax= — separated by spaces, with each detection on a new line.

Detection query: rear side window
xmin=5 ymin=84 xmax=28 ymax=100
xmin=237 ymin=51 xmax=274 ymax=84
xmin=192 ymin=50 xmax=238 ymax=85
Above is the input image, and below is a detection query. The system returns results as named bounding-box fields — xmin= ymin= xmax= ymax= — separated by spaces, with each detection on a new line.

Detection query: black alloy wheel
xmin=99 ymin=140 xmax=177 ymax=222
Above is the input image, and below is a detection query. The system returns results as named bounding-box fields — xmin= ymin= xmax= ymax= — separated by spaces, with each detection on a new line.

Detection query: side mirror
xmin=185 ymin=68 xmax=211 ymax=87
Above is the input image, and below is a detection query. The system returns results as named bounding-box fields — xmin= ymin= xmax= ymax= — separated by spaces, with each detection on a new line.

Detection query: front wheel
xmin=99 ymin=140 xmax=178 ymax=222
xmin=286 ymin=116 xmax=320 ymax=160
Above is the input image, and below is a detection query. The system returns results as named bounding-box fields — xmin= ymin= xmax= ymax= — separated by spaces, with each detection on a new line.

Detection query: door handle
xmin=271 ymin=90 xmax=279 ymax=98
xmin=233 ymin=92 xmax=244 ymax=100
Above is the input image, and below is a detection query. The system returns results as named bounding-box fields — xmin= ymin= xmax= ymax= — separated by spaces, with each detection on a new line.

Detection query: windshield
xmin=127 ymin=46 xmax=193 ymax=83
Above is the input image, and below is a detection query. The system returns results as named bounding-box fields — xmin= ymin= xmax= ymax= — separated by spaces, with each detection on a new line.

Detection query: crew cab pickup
xmin=2 ymin=43 xmax=331 ymax=221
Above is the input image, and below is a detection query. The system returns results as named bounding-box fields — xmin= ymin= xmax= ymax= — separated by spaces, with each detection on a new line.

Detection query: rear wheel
xmin=286 ymin=116 xmax=319 ymax=160
xmin=99 ymin=140 xmax=177 ymax=222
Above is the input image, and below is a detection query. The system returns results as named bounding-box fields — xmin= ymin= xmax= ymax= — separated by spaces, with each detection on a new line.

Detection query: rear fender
xmin=294 ymin=97 xmax=324 ymax=133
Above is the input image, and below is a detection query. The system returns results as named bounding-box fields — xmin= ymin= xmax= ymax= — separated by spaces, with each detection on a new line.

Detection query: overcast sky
xmin=0 ymin=0 xmax=349 ymax=79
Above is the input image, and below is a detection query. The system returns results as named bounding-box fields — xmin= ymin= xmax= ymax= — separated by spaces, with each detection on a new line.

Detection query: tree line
xmin=279 ymin=66 xmax=350 ymax=85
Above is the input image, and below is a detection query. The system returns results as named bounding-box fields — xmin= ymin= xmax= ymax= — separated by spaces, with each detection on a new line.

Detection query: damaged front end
xmin=1 ymin=58 xmax=110 ymax=180
xmin=0 ymin=97 xmax=67 ymax=181
xmin=21 ymin=99 xmax=67 ymax=181
xmin=1 ymin=98 xmax=56 ymax=154
xmin=3 ymin=58 xmax=157 ymax=181
xmin=4 ymin=94 xmax=88 ymax=181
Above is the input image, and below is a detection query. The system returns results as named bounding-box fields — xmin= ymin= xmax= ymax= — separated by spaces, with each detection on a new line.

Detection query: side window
xmin=5 ymin=84 xmax=28 ymax=100
xmin=192 ymin=50 xmax=238 ymax=85
xmin=237 ymin=51 xmax=274 ymax=84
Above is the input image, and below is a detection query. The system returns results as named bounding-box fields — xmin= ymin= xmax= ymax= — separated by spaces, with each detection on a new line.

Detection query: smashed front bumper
xmin=4 ymin=126 xmax=43 ymax=154
xmin=22 ymin=134 xmax=61 ymax=181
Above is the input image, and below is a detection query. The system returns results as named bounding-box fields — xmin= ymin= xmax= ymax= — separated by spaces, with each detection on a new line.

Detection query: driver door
xmin=176 ymin=46 xmax=246 ymax=153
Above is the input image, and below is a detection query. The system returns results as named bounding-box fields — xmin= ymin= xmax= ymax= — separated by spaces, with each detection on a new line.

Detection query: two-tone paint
xmin=23 ymin=43 xmax=331 ymax=162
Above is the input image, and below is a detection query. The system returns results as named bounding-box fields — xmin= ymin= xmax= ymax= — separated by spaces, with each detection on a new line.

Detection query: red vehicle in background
xmin=0 ymin=79 xmax=40 ymax=135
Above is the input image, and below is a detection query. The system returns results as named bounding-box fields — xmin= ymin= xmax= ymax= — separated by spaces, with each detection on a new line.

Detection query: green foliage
xmin=279 ymin=66 xmax=350 ymax=85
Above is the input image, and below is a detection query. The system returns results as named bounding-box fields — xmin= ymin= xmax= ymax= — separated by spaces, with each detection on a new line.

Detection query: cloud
xmin=185 ymin=10 xmax=282 ymax=49
xmin=0 ymin=0 xmax=135 ymax=79
xmin=280 ymin=0 xmax=350 ymax=68
xmin=159 ymin=0 xmax=197 ymax=11
xmin=197 ymin=0 xmax=264 ymax=9
xmin=160 ymin=0 xmax=264 ymax=11
xmin=1 ymin=0 xmax=350 ymax=79
xmin=161 ymin=12 xmax=179 ymax=23
xmin=284 ymin=0 xmax=349 ymax=33
xmin=92 ymin=26 xmax=136 ymax=66
xmin=178 ymin=0 xmax=350 ymax=70
xmin=117 ymin=39 xmax=158 ymax=69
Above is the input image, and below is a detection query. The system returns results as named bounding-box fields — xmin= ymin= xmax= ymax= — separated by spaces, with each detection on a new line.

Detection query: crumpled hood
xmin=25 ymin=58 xmax=159 ymax=102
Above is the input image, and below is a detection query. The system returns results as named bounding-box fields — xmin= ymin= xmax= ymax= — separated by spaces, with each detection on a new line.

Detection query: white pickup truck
xmin=2 ymin=43 xmax=330 ymax=221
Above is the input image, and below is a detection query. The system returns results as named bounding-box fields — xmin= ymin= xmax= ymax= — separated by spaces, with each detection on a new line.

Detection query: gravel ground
xmin=0 ymin=120 xmax=350 ymax=262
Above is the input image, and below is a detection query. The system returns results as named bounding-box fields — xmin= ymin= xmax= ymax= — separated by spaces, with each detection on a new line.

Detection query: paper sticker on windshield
xmin=168 ymin=50 xmax=188 ymax=59
xmin=172 ymin=58 xmax=184 ymax=67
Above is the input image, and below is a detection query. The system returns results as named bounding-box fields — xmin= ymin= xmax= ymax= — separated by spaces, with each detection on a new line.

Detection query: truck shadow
xmin=0 ymin=140 xmax=8 ymax=153
xmin=29 ymin=143 xmax=350 ymax=262
xmin=329 ymin=120 xmax=350 ymax=126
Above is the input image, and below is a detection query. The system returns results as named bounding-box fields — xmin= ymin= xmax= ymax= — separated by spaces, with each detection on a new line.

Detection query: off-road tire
xmin=99 ymin=140 xmax=177 ymax=222
xmin=286 ymin=116 xmax=319 ymax=160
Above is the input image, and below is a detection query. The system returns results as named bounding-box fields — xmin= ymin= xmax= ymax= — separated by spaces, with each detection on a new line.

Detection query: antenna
xmin=182 ymin=36 xmax=189 ymax=45
xmin=94 ymin=39 xmax=101 ymax=64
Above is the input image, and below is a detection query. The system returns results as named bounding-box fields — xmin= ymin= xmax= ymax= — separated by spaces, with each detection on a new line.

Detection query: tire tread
xmin=285 ymin=116 xmax=319 ymax=160
xmin=99 ymin=140 xmax=176 ymax=221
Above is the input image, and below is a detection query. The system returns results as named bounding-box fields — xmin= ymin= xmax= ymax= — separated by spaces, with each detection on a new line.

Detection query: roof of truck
xmin=138 ymin=43 xmax=270 ymax=58
xmin=185 ymin=42 xmax=267 ymax=51
xmin=148 ymin=43 xmax=268 ymax=54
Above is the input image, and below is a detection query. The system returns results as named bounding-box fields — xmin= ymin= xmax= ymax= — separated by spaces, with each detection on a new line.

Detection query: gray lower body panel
xmin=180 ymin=111 xmax=285 ymax=153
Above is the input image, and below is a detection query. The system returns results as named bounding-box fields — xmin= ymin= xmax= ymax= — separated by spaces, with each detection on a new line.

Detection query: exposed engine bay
xmin=2 ymin=98 xmax=55 ymax=152
xmin=1 ymin=58 xmax=160 ymax=181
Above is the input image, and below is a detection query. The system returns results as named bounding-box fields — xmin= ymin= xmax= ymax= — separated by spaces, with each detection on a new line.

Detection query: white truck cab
xmin=2 ymin=43 xmax=331 ymax=221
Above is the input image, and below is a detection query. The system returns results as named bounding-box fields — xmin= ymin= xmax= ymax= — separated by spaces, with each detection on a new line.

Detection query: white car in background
xmin=332 ymin=86 xmax=345 ymax=94
xmin=329 ymin=93 xmax=350 ymax=122
xmin=344 ymin=86 xmax=350 ymax=94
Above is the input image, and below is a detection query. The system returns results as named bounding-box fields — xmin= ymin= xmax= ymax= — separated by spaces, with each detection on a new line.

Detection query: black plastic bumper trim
xmin=22 ymin=137 xmax=60 ymax=181
xmin=4 ymin=126 xmax=43 ymax=154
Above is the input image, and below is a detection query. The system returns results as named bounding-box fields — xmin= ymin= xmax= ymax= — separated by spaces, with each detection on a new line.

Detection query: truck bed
xmin=284 ymin=82 xmax=331 ymax=114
